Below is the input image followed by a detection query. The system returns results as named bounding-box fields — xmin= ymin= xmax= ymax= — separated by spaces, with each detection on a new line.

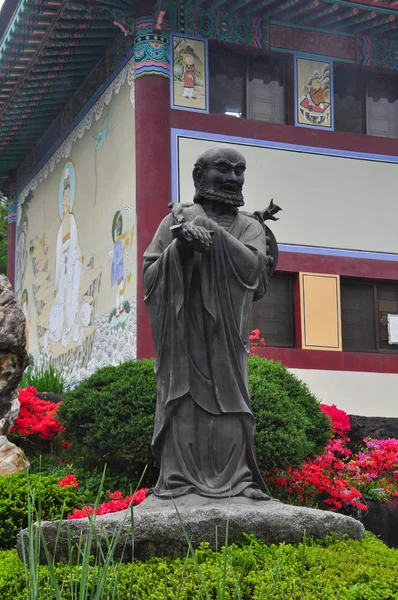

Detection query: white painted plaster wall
xmin=289 ymin=368 xmax=398 ymax=417
xmin=176 ymin=134 xmax=398 ymax=255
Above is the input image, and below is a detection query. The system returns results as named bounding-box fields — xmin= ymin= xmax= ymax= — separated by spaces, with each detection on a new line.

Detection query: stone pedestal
xmin=17 ymin=494 xmax=365 ymax=563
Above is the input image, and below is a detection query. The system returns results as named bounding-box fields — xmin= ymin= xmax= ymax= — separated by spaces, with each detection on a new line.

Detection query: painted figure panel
xmin=15 ymin=74 xmax=137 ymax=387
xmin=171 ymin=34 xmax=209 ymax=113
xmin=295 ymin=56 xmax=334 ymax=130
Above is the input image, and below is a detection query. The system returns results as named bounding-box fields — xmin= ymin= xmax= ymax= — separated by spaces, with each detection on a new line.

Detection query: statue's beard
xmin=195 ymin=180 xmax=244 ymax=208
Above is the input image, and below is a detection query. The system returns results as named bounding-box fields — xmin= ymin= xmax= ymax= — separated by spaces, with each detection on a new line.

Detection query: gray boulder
xmin=17 ymin=494 xmax=365 ymax=563
xmin=0 ymin=276 xmax=29 ymax=475
xmin=0 ymin=275 xmax=29 ymax=436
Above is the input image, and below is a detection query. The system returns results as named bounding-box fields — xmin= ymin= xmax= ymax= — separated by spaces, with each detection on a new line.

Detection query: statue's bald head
xmin=192 ymin=145 xmax=246 ymax=207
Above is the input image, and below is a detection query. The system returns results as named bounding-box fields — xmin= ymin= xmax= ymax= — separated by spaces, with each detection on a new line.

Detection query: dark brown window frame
xmin=251 ymin=273 xmax=295 ymax=349
xmin=341 ymin=278 xmax=398 ymax=354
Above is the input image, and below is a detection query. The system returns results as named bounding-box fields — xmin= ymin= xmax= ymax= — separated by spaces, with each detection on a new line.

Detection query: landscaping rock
xmin=0 ymin=435 xmax=30 ymax=475
xmin=0 ymin=276 xmax=29 ymax=437
xmin=362 ymin=500 xmax=398 ymax=549
xmin=17 ymin=494 xmax=365 ymax=563
xmin=0 ymin=276 xmax=29 ymax=475
xmin=348 ymin=415 xmax=398 ymax=453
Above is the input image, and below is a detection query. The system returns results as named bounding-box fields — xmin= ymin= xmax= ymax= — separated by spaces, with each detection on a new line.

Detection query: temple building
xmin=0 ymin=0 xmax=397 ymax=416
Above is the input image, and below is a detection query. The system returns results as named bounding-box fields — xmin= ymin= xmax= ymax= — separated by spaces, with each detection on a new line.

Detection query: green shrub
xmin=249 ymin=356 xmax=331 ymax=471
xmin=20 ymin=365 xmax=66 ymax=394
xmin=0 ymin=533 xmax=398 ymax=599
xmin=0 ymin=473 xmax=92 ymax=550
xmin=58 ymin=357 xmax=331 ymax=491
xmin=58 ymin=360 xmax=158 ymax=492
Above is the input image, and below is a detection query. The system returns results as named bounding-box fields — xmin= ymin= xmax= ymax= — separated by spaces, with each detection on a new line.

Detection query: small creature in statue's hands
xmin=171 ymin=219 xmax=215 ymax=254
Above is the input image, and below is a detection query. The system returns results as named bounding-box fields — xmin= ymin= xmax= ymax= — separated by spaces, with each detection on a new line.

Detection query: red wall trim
xmin=171 ymin=111 xmax=398 ymax=158
xmin=257 ymin=346 xmax=398 ymax=374
xmin=278 ymin=251 xmax=398 ymax=281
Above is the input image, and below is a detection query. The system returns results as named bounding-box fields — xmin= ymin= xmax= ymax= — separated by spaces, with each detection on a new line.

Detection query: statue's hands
xmin=171 ymin=220 xmax=215 ymax=253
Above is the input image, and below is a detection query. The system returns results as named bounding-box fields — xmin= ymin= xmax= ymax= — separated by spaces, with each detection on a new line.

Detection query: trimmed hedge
xmin=58 ymin=357 xmax=331 ymax=491
xmin=1 ymin=533 xmax=398 ymax=599
xmin=0 ymin=473 xmax=92 ymax=550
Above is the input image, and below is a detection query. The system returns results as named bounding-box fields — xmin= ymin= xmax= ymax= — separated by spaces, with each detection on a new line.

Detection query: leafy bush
xmin=1 ymin=533 xmax=398 ymax=599
xmin=0 ymin=473 xmax=92 ymax=550
xmin=249 ymin=356 xmax=331 ymax=471
xmin=57 ymin=360 xmax=157 ymax=491
xmin=58 ymin=357 xmax=331 ymax=491
xmin=20 ymin=366 xmax=66 ymax=394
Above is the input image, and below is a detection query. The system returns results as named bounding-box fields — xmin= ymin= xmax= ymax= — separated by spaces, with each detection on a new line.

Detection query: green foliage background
xmin=58 ymin=357 xmax=331 ymax=492
xmin=1 ymin=533 xmax=398 ymax=599
xmin=0 ymin=473 xmax=92 ymax=550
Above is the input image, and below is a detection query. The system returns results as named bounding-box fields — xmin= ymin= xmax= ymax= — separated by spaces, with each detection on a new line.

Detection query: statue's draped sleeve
xmin=143 ymin=207 xmax=268 ymax=461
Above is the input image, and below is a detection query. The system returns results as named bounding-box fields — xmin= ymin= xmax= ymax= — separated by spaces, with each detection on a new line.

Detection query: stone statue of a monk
xmin=143 ymin=146 xmax=279 ymax=501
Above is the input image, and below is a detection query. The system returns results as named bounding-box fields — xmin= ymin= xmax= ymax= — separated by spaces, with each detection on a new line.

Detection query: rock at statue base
xmin=17 ymin=494 xmax=365 ymax=563
xmin=0 ymin=435 xmax=30 ymax=475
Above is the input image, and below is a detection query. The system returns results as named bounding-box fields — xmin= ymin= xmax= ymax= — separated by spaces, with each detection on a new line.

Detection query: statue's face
xmin=199 ymin=148 xmax=246 ymax=207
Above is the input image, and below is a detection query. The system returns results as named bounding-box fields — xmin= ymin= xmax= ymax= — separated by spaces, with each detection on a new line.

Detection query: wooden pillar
xmin=134 ymin=16 xmax=171 ymax=359
xmin=6 ymin=171 xmax=17 ymax=291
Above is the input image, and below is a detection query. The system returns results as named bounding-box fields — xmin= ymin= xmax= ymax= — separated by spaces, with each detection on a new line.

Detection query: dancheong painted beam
xmin=0 ymin=0 xmax=397 ymax=187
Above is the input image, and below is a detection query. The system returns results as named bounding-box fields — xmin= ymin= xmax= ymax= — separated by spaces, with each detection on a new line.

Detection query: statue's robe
xmin=143 ymin=203 xmax=271 ymax=498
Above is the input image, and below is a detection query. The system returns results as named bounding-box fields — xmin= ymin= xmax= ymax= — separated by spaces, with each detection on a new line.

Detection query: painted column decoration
xmin=134 ymin=16 xmax=170 ymax=79
xmin=133 ymin=17 xmax=172 ymax=359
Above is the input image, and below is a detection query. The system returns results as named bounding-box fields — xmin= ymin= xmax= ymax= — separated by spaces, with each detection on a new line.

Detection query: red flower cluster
xmin=249 ymin=328 xmax=266 ymax=356
xmin=344 ymin=438 xmax=398 ymax=498
xmin=68 ymin=488 xmax=149 ymax=520
xmin=269 ymin=404 xmax=398 ymax=512
xmin=320 ymin=403 xmax=350 ymax=441
xmin=11 ymin=386 xmax=65 ymax=441
xmin=268 ymin=404 xmax=366 ymax=512
xmin=57 ymin=474 xmax=78 ymax=489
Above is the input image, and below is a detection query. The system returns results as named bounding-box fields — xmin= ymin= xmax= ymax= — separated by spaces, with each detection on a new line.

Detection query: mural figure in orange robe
xmin=308 ymin=78 xmax=325 ymax=109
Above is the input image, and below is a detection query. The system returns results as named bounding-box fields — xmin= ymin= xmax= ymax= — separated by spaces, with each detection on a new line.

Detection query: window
xmin=366 ymin=76 xmax=398 ymax=139
xmin=334 ymin=68 xmax=365 ymax=135
xmin=251 ymin=275 xmax=295 ymax=347
xmin=341 ymin=280 xmax=398 ymax=353
xmin=247 ymin=57 xmax=286 ymax=124
xmin=209 ymin=46 xmax=246 ymax=117
xmin=209 ymin=44 xmax=286 ymax=123
xmin=341 ymin=282 xmax=376 ymax=351
xmin=333 ymin=68 xmax=398 ymax=139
